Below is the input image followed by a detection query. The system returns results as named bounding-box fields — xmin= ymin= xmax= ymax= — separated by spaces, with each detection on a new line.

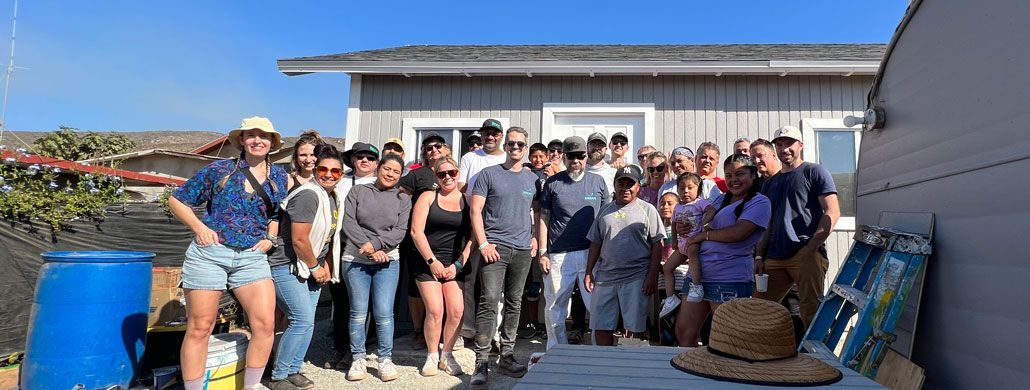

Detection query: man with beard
xmin=585 ymin=132 xmax=617 ymax=197
xmin=536 ymin=136 xmax=610 ymax=350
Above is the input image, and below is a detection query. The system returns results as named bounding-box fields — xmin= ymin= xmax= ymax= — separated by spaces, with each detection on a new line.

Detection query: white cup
xmin=755 ymin=273 xmax=769 ymax=293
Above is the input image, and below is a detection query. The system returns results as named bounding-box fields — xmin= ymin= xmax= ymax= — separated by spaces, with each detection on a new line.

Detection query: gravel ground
xmin=293 ymin=306 xmax=547 ymax=390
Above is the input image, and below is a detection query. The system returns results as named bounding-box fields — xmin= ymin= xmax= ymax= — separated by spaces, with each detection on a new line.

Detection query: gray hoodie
xmin=342 ymin=183 xmax=411 ymax=264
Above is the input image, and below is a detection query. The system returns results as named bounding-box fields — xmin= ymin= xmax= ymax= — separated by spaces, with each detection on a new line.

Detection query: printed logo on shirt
xmin=613 ymin=209 xmax=628 ymax=219
xmin=522 ymin=190 xmax=535 ymax=199
xmin=584 ymin=196 xmax=598 ymax=201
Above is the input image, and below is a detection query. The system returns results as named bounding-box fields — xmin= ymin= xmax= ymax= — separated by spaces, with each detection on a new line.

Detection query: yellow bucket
xmin=204 ymin=332 xmax=249 ymax=390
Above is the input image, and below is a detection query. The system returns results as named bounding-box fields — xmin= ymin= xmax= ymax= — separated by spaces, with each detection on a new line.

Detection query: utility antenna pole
xmin=0 ymin=0 xmax=18 ymax=144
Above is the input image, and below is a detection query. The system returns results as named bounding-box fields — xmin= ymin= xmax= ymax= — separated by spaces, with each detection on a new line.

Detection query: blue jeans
xmin=270 ymin=264 xmax=321 ymax=380
xmin=344 ymin=260 xmax=399 ymax=361
xmin=702 ymin=281 xmax=753 ymax=303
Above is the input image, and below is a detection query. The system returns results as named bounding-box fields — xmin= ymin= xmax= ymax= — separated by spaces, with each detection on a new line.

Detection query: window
xmin=801 ymin=118 xmax=862 ymax=231
xmin=402 ymin=118 xmax=511 ymax=160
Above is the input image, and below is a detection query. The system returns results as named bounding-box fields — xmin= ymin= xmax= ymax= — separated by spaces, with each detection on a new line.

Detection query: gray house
xmin=277 ymin=43 xmax=884 ymax=290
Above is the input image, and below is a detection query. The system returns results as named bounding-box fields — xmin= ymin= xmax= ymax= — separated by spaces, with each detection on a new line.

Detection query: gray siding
xmin=357 ymin=75 xmax=872 ymax=153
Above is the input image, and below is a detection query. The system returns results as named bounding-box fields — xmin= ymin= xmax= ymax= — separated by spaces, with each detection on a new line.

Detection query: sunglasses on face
xmin=435 ymin=169 xmax=459 ymax=179
xmin=423 ymin=143 xmax=444 ymax=152
xmin=548 ymin=148 xmax=563 ymax=154
xmin=469 ymin=141 xmax=482 ymax=147
xmin=611 ymin=141 xmax=627 ymax=146
xmin=316 ymin=166 xmax=344 ymax=179
xmin=566 ymin=152 xmax=587 ymax=160
xmin=505 ymin=141 xmax=527 ymax=149
xmin=637 ymin=153 xmax=653 ymax=161
xmin=354 ymin=155 xmax=376 ymax=162
xmin=647 ymin=165 xmax=666 ymax=174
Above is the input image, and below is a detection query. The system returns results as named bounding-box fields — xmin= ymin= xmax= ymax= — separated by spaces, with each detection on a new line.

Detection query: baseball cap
xmin=587 ymin=132 xmax=607 ymax=145
xmin=563 ymin=136 xmax=588 ymax=154
xmin=773 ymin=125 xmax=803 ymax=143
xmin=421 ymin=132 xmax=445 ymax=146
xmin=611 ymin=132 xmax=629 ymax=143
xmin=480 ymin=118 xmax=504 ymax=133
xmin=384 ymin=137 xmax=405 ymax=151
xmin=547 ymin=138 xmax=563 ymax=149
xmin=466 ymin=131 xmax=482 ymax=142
xmin=613 ymin=164 xmax=644 ymax=183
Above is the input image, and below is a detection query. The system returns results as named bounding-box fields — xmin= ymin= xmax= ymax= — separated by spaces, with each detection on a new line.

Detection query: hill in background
xmin=2 ymin=131 xmax=346 ymax=154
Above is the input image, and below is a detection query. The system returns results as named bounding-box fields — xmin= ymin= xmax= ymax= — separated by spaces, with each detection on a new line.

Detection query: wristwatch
xmin=426 ymin=257 xmax=436 ymax=265
xmin=266 ymin=233 xmax=279 ymax=248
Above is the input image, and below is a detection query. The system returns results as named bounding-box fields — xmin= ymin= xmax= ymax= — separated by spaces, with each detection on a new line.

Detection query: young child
xmin=660 ymin=173 xmax=716 ymax=317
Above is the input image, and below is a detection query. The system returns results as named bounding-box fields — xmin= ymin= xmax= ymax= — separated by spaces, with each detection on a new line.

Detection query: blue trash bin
xmin=21 ymin=251 xmax=154 ymax=390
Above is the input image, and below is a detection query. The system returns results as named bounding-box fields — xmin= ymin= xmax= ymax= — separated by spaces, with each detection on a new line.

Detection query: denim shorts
xmin=702 ymin=282 xmax=753 ymax=303
xmin=181 ymin=242 xmax=271 ymax=290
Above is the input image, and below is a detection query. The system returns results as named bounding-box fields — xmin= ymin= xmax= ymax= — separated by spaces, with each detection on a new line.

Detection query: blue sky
xmin=0 ymin=0 xmax=907 ymax=138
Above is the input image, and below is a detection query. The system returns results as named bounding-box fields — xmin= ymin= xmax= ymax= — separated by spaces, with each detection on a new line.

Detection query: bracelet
xmin=454 ymin=260 xmax=464 ymax=272
xmin=478 ymin=242 xmax=490 ymax=251
xmin=308 ymin=260 xmax=323 ymax=271
xmin=755 ymin=256 xmax=764 ymax=261
xmin=706 ymin=231 xmax=710 ymax=241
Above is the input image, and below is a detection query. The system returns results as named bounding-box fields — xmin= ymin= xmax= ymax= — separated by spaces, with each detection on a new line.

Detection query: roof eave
xmin=277 ymin=60 xmax=881 ymax=77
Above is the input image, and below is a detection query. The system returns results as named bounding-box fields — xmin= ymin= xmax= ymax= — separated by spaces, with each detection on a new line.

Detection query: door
xmin=551 ymin=114 xmax=644 ymax=164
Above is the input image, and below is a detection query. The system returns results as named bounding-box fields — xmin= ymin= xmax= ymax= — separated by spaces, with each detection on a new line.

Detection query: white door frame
xmin=801 ymin=117 xmax=862 ymax=231
xmin=541 ymin=103 xmax=656 ymax=151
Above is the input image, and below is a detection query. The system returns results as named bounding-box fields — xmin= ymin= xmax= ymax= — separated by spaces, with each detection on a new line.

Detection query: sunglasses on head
xmin=435 ymin=169 xmax=459 ymax=179
xmin=505 ymin=141 xmax=526 ymax=149
xmin=422 ymin=143 xmax=444 ymax=152
xmin=354 ymin=154 xmax=376 ymax=162
xmin=316 ymin=166 xmax=344 ymax=179
xmin=566 ymin=152 xmax=587 ymax=160
xmin=647 ymin=165 xmax=666 ymax=174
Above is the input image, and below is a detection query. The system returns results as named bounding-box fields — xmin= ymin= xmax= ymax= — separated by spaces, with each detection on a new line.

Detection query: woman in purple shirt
xmin=673 ymin=154 xmax=771 ymax=347
xmin=168 ymin=117 xmax=288 ymax=390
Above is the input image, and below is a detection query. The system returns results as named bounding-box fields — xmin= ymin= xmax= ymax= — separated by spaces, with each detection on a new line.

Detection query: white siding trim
xmin=801 ymin=117 xmax=862 ymax=231
xmin=401 ymin=117 xmax=511 ymax=153
xmin=541 ymin=103 xmax=656 ymax=153
xmin=344 ymin=75 xmax=363 ymax=149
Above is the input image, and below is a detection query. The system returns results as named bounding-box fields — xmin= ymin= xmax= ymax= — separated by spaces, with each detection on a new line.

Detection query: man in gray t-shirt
xmin=585 ymin=164 xmax=665 ymax=346
xmin=469 ymin=127 xmax=537 ymax=386
xmin=536 ymin=136 xmax=610 ymax=349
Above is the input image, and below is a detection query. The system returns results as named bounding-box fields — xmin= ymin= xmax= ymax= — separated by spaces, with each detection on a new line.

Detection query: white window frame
xmin=801 ymin=118 xmax=862 ymax=231
xmin=401 ymin=117 xmax=511 ymax=154
xmin=541 ymin=103 xmax=656 ymax=152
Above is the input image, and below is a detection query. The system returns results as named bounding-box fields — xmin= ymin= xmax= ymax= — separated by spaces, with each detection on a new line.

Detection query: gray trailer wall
xmin=857 ymin=0 xmax=1030 ymax=388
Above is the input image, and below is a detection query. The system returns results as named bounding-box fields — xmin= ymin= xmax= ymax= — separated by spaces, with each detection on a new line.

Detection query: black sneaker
xmin=286 ymin=373 xmax=315 ymax=390
xmin=567 ymin=329 xmax=583 ymax=344
xmin=517 ymin=322 xmax=540 ymax=339
xmin=469 ymin=362 xmax=489 ymax=390
xmin=496 ymin=354 xmax=528 ymax=378
xmin=267 ymin=378 xmax=300 ymax=390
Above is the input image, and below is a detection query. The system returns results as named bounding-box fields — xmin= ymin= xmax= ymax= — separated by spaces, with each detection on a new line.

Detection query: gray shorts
xmin=181 ymin=242 xmax=271 ymax=290
xmin=589 ymin=276 xmax=649 ymax=332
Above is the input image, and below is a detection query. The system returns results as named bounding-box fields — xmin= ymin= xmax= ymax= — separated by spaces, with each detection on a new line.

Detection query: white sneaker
xmin=346 ymin=358 xmax=367 ymax=381
xmin=453 ymin=336 xmax=465 ymax=350
xmin=378 ymin=357 xmax=400 ymax=382
xmin=421 ymin=354 xmax=440 ymax=377
xmin=686 ymin=282 xmax=704 ymax=302
xmin=659 ymin=295 xmax=681 ymax=318
xmin=439 ymin=353 xmax=464 ymax=376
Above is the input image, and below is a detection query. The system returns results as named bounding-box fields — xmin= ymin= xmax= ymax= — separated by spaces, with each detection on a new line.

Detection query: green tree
xmin=31 ymin=126 xmax=136 ymax=161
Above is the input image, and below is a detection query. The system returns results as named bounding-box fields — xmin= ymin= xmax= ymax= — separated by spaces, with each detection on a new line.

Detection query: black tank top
xmin=423 ymin=192 xmax=471 ymax=265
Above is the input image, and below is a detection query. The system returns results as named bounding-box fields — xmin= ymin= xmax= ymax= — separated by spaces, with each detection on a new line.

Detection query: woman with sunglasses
xmin=639 ymin=152 xmax=669 ymax=207
xmin=266 ymin=144 xmax=344 ymax=390
xmin=409 ymin=156 xmax=471 ymax=377
xmin=341 ymin=154 xmax=411 ymax=382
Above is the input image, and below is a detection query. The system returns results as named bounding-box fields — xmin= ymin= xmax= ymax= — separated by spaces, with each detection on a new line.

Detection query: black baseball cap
xmin=613 ymin=164 xmax=644 ymax=184
xmin=611 ymin=132 xmax=628 ymax=143
xmin=342 ymin=142 xmax=379 ymax=169
xmin=547 ymin=139 xmax=563 ymax=149
xmin=421 ymin=132 xmax=445 ymax=146
xmin=480 ymin=119 xmax=504 ymax=133
xmin=563 ymin=136 xmax=588 ymax=154
xmin=587 ymin=132 xmax=607 ymax=145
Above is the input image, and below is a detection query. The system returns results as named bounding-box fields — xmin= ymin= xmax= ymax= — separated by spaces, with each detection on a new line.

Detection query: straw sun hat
xmin=228 ymin=116 xmax=284 ymax=151
xmin=670 ymin=298 xmax=843 ymax=386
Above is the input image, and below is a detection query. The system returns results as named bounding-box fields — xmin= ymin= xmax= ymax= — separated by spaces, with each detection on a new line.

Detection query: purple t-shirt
xmin=698 ymin=193 xmax=772 ymax=283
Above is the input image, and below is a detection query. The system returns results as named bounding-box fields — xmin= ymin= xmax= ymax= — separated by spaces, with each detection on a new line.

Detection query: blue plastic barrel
xmin=21 ymin=251 xmax=154 ymax=390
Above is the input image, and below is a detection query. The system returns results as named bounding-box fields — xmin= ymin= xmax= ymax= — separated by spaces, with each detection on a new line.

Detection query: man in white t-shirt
xmin=585 ymin=132 xmax=617 ymax=197
xmin=459 ymin=119 xmax=507 ymax=196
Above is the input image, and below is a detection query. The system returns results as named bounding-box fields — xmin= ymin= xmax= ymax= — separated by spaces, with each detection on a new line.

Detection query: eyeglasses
xmin=566 ymin=152 xmax=587 ymax=160
xmin=647 ymin=165 xmax=666 ymax=174
xmin=435 ymin=169 xmax=459 ymax=179
xmin=354 ymin=155 xmax=376 ymax=162
xmin=548 ymin=148 xmax=563 ymax=154
xmin=422 ymin=143 xmax=444 ymax=152
xmin=505 ymin=141 xmax=527 ymax=149
xmin=315 ymin=166 xmax=344 ymax=179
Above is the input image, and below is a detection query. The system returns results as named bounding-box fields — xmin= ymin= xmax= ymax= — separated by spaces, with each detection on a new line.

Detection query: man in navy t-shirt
xmin=756 ymin=125 xmax=841 ymax=327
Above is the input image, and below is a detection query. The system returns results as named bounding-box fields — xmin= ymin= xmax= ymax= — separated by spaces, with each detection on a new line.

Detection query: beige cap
xmin=384 ymin=137 xmax=405 ymax=150
xmin=228 ymin=116 xmax=283 ymax=151
xmin=772 ymin=125 xmax=803 ymax=143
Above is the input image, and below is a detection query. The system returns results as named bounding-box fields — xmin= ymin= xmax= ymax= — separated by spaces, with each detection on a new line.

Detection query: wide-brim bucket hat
xmin=228 ymin=116 xmax=284 ymax=151
xmin=670 ymin=298 xmax=843 ymax=387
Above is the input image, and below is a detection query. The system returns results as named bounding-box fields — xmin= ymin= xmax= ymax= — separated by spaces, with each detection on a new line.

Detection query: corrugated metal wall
xmin=357 ymin=74 xmax=869 ymax=278
xmin=357 ymin=74 xmax=871 ymax=153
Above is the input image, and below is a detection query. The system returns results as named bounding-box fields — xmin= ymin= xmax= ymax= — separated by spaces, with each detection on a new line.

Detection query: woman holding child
xmin=673 ymin=154 xmax=771 ymax=347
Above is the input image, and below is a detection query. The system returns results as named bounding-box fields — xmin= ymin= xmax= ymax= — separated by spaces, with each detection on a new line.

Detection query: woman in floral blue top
xmin=168 ymin=116 xmax=289 ymax=390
